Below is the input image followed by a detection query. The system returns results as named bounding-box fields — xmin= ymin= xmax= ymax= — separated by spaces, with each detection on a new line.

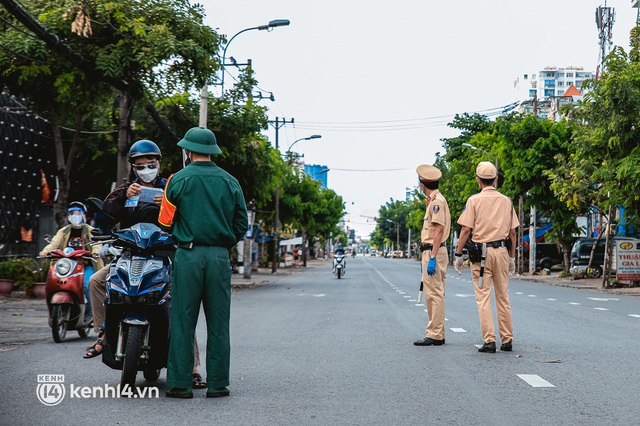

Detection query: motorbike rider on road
xmin=83 ymin=141 xmax=206 ymax=389
xmin=333 ymin=245 xmax=346 ymax=274
xmin=39 ymin=201 xmax=102 ymax=318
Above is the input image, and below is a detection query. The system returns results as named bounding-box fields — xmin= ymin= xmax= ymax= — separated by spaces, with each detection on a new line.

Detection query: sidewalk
xmin=0 ymin=258 xmax=330 ymax=350
xmin=516 ymin=271 xmax=640 ymax=297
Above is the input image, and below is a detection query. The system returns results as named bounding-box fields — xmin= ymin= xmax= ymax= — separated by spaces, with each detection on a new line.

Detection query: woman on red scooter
xmin=39 ymin=201 xmax=102 ymax=318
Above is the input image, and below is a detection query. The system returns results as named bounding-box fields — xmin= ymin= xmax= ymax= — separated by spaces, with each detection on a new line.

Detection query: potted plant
xmin=31 ymin=258 xmax=50 ymax=299
xmin=0 ymin=258 xmax=22 ymax=295
xmin=13 ymin=257 xmax=36 ymax=294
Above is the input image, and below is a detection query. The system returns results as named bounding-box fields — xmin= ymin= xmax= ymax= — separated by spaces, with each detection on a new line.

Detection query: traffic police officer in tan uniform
xmin=414 ymin=165 xmax=451 ymax=346
xmin=454 ymin=161 xmax=519 ymax=353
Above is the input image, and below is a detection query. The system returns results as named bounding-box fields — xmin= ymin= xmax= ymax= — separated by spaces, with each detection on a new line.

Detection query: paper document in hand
xmin=138 ymin=187 xmax=164 ymax=203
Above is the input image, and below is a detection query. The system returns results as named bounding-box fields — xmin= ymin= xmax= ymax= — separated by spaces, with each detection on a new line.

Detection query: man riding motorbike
xmin=83 ymin=140 xmax=206 ymax=389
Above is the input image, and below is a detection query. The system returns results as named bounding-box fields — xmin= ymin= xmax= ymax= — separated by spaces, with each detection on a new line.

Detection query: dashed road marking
xmin=546 ymin=298 xmax=557 ymax=301
xmin=450 ymin=328 xmax=466 ymax=333
xmin=517 ymin=374 xmax=555 ymax=388
xmin=568 ymin=302 xmax=581 ymax=305
xmin=528 ymin=295 xmax=537 ymax=298
xmin=587 ymin=297 xmax=619 ymax=301
xmin=628 ymin=314 xmax=640 ymax=318
xmin=403 ymin=296 xmax=411 ymax=298
xmin=415 ymin=304 xmax=424 ymax=306
xmin=515 ymin=292 xmax=524 ymax=295
xmin=455 ymin=294 xmax=475 ymax=298
xmin=594 ymin=307 xmax=609 ymax=311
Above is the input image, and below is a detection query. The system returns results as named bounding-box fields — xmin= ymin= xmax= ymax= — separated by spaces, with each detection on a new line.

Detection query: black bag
xmin=466 ymin=241 xmax=482 ymax=263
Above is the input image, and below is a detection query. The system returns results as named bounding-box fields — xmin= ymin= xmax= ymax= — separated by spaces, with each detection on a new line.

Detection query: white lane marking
xmin=409 ymin=299 xmax=417 ymax=302
xmin=455 ymin=294 xmax=475 ymax=298
xmin=517 ymin=374 xmax=555 ymax=388
xmin=628 ymin=314 xmax=640 ymax=318
xmin=450 ymin=328 xmax=467 ymax=333
xmin=297 ymin=294 xmax=326 ymax=297
xmin=568 ymin=302 xmax=581 ymax=305
xmin=424 ymin=310 xmax=428 ymax=313
xmin=474 ymin=344 xmax=483 ymax=349
xmin=588 ymin=297 xmax=619 ymax=301
xmin=403 ymin=296 xmax=411 ymax=298
xmin=546 ymin=298 xmax=557 ymax=301
xmin=399 ymin=291 xmax=406 ymax=295
xmin=594 ymin=307 xmax=609 ymax=311
xmin=415 ymin=303 xmax=424 ymax=306
xmin=515 ymin=292 xmax=524 ymax=295
xmin=528 ymin=295 xmax=537 ymax=298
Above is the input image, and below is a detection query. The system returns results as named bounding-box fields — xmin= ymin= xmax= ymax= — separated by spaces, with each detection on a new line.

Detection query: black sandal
xmin=84 ymin=338 xmax=104 ymax=359
xmin=85 ymin=330 xmax=105 ymax=351
xmin=192 ymin=373 xmax=207 ymax=389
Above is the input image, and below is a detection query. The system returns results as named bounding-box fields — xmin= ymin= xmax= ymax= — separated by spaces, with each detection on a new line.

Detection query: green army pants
xmin=166 ymin=246 xmax=232 ymax=389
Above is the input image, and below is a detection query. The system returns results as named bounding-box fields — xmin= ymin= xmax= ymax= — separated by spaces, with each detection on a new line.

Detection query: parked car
xmin=569 ymin=237 xmax=640 ymax=278
xmin=524 ymin=243 xmax=564 ymax=271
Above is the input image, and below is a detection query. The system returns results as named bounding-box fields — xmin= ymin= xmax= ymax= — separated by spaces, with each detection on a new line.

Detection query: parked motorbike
xmin=95 ymin=223 xmax=174 ymax=391
xmin=333 ymin=252 xmax=346 ymax=279
xmin=45 ymin=247 xmax=94 ymax=342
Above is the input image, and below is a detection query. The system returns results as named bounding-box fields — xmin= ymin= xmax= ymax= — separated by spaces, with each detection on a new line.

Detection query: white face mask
xmin=68 ymin=214 xmax=85 ymax=226
xmin=135 ymin=168 xmax=159 ymax=183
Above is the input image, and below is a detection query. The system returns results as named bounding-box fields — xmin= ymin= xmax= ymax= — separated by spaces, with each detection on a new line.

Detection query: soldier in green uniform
xmin=159 ymin=127 xmax=248 ymax=399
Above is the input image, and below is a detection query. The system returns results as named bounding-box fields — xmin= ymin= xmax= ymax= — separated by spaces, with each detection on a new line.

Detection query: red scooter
xmin=45 ymin=247 xmax=93 ymax=342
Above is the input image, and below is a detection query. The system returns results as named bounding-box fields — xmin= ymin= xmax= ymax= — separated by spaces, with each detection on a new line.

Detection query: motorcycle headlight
xmin=55 ymin=258 xmax=73 ymax=276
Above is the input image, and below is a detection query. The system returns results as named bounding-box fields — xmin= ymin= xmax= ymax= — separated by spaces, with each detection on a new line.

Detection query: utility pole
xmin=269 ymin=117 xmax=294 ymax=273
xmin=517 ymin=195 xmax=524 ymax=274
xmin=529 ymin=206 xmax=537 ymax=274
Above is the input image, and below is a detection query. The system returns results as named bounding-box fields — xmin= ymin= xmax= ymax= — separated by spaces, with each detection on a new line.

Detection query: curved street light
xmin=287 ymin=134 xmax=322 ymax=153
xmin=220 ymin=19 xmax=290 ymax=94
xmin=200 ymin=19 xmax=290 ymax=127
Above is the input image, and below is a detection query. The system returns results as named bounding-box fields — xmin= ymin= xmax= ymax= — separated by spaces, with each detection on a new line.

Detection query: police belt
xmin=485 ymin=240 xmax=508 ymax=248
xmin=176 ymin=242 xmax=217 ymax=249
xmin=420 ymin=242 xmax=446 ymax=251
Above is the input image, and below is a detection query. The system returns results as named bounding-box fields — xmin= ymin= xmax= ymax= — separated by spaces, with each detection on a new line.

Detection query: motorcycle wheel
xmin=120 ymin=325 xmax=143 ymax=393
xmin=143 ymin=368 xmax=161 ymax=382
xmin=77 ymin=314 xmax=92 ymax=338
xmin=51 ymin=305 xmax=68 ymax=343
xmin=337 ymin=268 xmax=342 ymax=279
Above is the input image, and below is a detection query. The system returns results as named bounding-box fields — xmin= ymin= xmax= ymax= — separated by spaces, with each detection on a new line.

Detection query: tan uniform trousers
xmin=421 ymin=246 xmax=448 ymax=340
xmin=470 ymin=246 xmax=513 ymax=344
xmin=88 ymin=264 xmax=201 ymax=367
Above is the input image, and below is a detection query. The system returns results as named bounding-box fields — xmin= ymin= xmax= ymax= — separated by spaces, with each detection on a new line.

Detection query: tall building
xmin=304 ymin=164 xmax=329 ymax=188
xmin=520 ymin=66 xmax=593 ymax=101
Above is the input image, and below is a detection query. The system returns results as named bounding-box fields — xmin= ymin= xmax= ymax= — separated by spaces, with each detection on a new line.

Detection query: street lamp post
xmin=243 ymin=202 xmax=256 ymax=279
xmin=199 ymin=19 xmax=290 ymax=127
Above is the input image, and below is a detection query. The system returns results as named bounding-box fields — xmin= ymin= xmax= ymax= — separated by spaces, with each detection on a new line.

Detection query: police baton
xmin=418 ymin=260 xmax=424 ymax=303
xmin=478 ymin=243 xmax=487 ymax=289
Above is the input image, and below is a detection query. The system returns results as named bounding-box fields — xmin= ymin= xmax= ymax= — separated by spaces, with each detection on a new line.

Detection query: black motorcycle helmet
xmin=128 ymin=140 xmax=162 ymax=163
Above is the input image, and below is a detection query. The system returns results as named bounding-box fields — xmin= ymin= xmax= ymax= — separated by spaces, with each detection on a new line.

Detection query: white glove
xmin=98 ymin=244 xmax=110 ymax=258
xmin=453 ymin=256 xmax=464 ymax=274
xmin=508 ymin=257 xmax=516 ymax=276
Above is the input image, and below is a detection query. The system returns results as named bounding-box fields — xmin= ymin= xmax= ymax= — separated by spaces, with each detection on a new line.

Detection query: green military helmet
xmin=177 ymin=127 xmax=222 ymax=155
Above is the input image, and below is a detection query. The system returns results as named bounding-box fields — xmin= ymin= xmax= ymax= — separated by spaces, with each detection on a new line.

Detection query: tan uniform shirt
xmin=421 ymin=189 xmax=451 ymax=244
xmin=457 ymin=187 xmax=519 ymax=242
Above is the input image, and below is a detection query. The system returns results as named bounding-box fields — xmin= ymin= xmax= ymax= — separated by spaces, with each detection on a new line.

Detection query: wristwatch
xmin=454 ymin=252 xmax=463 ymax=257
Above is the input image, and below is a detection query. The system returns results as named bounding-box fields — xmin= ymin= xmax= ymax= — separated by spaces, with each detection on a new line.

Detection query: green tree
xmin=1 ymin=0 xmax=220 ymax=224
xmin=550 ymin=44 xmax=640 ymax=231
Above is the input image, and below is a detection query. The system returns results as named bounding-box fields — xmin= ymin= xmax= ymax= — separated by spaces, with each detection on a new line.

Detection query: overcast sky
xmin=202 ymin=1 xmax=637 ymax=237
